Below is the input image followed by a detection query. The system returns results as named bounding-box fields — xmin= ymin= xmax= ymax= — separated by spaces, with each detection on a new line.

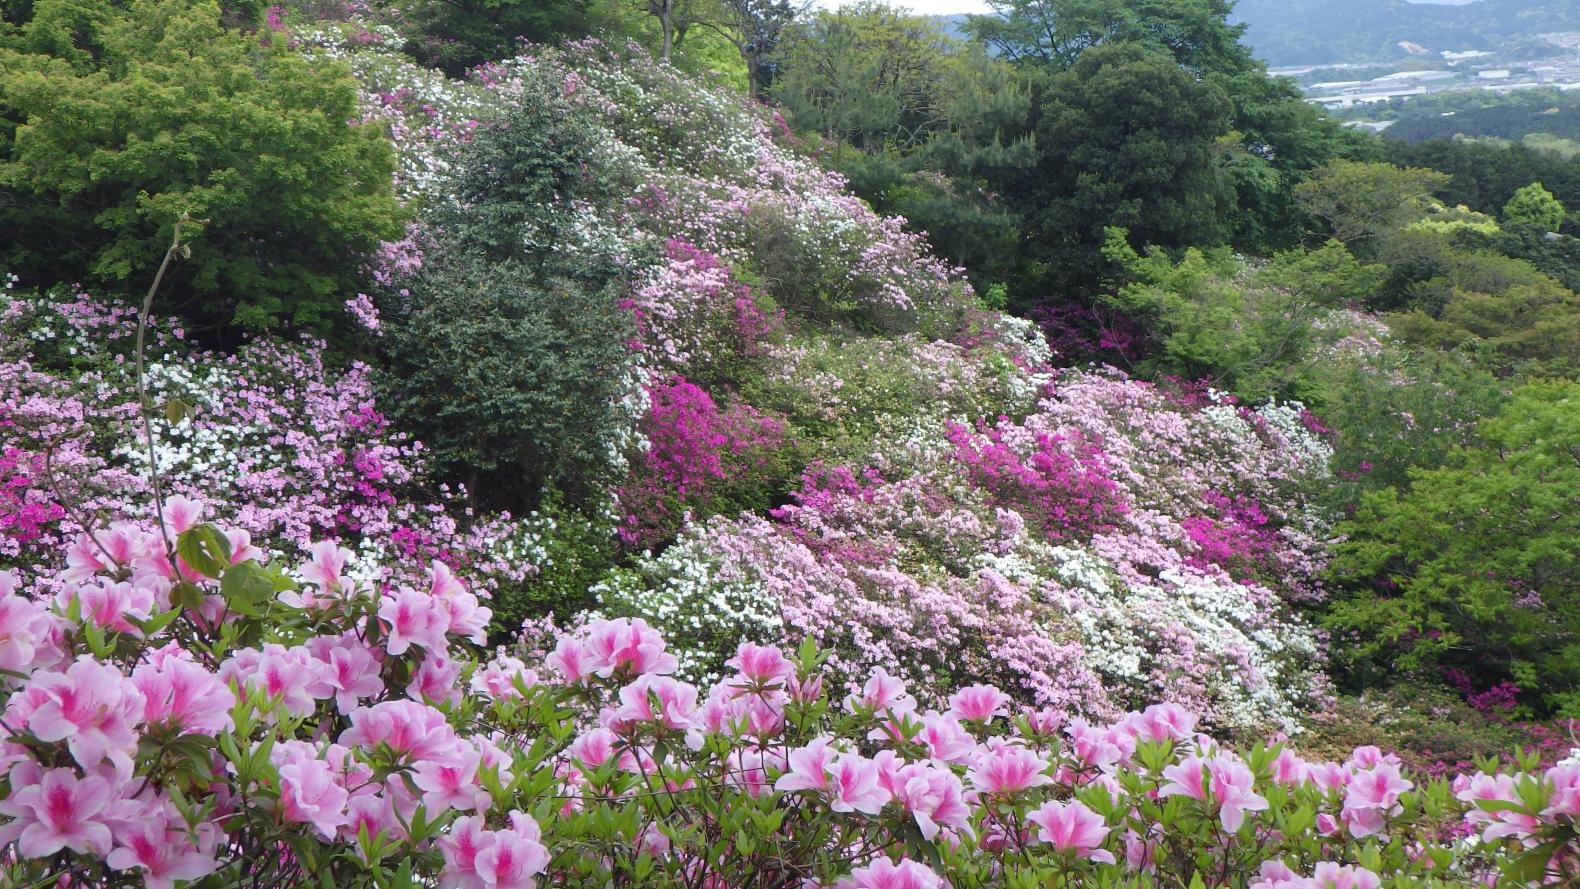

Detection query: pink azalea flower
xmin=836 ymin=857 xmax=944 ymax=889
xmin=844 ymin=668 xmax=917 ymax=716
xmin=1028 ymin=799 xmax=1115 ymax=864
xmin=0 ymin=765 xmax=119 ymax=857
xmin=471 ymin=654 xmax=535 ymax=701
xmin=1065 ymin=718 xmax=1135 ymax=773
xmin=409 ymin=652 xmax=464 ymax=706
xmin=132 ymin=652 xmax=236 ymax=735
xmin=106 ymin=816 xmax=221 ymax=889
xmin=299 ymin=540 xmax=353 ymax=593
xmin=1122 ymin=703 xmax=1198 ymax=744
xmin=19 ymin=655 xmax=145 ymax=773
xmin=1159 ymin=753 xmax=1268 ymax=832
xmin=725 ymin=642 xmax=794 ymax=687
xmin=0 ymin=574 xmax=63 ymax=675
xmin=278 ymin=757 xmax=350 ymax=840
xmin=160 ymin=496 xmax=206 ymax=534
xmin=828 ymin=754 xmax=892 ymax=815
xmin=341 ymin=700 xmax=460 ymax=762
xmin=775 ymin=736 xmax=839 ymax=793
xmin=414 ymin=743 xmax=490 ymax=813
xmin=890 ymin=763 xmax=970 ymax=840
xmin=948 ymin=684 xmax=1010 ymax=723
xmin=603 ymin=674 xmax=699 ymax=733
xmin=914 ymin=712 xmax=977 ymax=765
xmin=1269 ymin=748 xmax=1310 ymax=787
xmin=441 ymin=812 xmax=549 ymax=889
xmin=967 ymin=743 xmax=1053 ymax=797
xmin=307 ymin=635 xmax=385 ymax=714
xmin=379 ymin=587 xmax=450 ymax=656
xmin=581 ymin=618 xmax=679 ymax=679
xmin=1249 ymin=860 xmax=1312 ymax=889
xmin=1312 ymin=862 xmax=1381 ymax=889
xmin=244 ymin=643 xmax=332 ymax=717
xmin=1543 ymin=763 xmax=1580 ymax=820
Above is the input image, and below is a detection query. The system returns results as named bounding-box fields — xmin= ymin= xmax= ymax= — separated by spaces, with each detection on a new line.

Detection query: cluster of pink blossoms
xmin=2 ymin=505 xmax=1579 ymax=886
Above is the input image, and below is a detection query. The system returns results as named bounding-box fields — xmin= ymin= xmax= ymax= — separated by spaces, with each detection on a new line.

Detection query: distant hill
xmin=1230 ymin=0 xmax=1580 ymax=67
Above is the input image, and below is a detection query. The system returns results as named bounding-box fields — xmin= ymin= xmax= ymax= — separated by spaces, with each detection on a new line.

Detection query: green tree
xmin=380 ymin=255 xmax=635 ymax=510
xmin=968 ymin=0 xmax=1255 ymax=76
xmin=1328 ymin=381 xmax=1580 ymax=714
xmin=0 ymin=0 xmax=404 ymax=335
xmin=379 ymin=74 xmax=638 ymax=511
xmin=1020 ymin=42 xmax=1232 ymax=291
xmin=1103 ymin=231 xmax=1384 ymax=401
xmin=1502 ymin=181 xmax=1566 ymax=233
xmin=1294 ymin=160 xmax=1450 ymax=256
xmin=391 ymin=0 xmax=623 ymax=73
xmin=772 ymin=3 xmax=954 ymax=154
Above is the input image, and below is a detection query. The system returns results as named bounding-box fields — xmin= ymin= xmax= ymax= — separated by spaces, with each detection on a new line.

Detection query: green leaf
xmin=220 ymin=560 xmax=277 ymax=617
xmin=177 ymin=524 xmax=232 ymax=579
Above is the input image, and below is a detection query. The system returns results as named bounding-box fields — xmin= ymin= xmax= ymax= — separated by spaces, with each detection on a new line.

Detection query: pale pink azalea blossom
xmin=278 ymin=757 xmax=350 ymax=840
xmin=836 ymin=857 xmax=944 ymax=889
xmin=105 ymin=816 xmax=221 ymax=889
xmin=967 ymin=743 xmax=1053 ymax=797
xmin=775 ymin=736 xmax=839 ymax=793
xmin=1159 ymin=753 xmax=1268 ymax=832
xmin=379 ymin=587 xmax=450 ymax=656
xmin=948 ymin=684 xmax=1010 ymax=723
xmin=0 ymin=765 xmax=121 ymax=857
xmin=1027 ymin=799 xmax=1114 ymax=863
xmin=17 ymin=656 xmax=145 ymax=773
xmin=827 ymin=753 xmax=892 ymax=815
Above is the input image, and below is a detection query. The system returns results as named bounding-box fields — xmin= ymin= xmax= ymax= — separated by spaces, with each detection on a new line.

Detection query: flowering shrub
xmin=596 ymin=371 xmax=1334 ymax=733
xmin=625 ymin=239 xmax=783 ymax=382
xmin=0 ymin=289 xmax=540 ymax=601
xmin=615 ymin=378 xmax=792 ymax=551
xmin=2 ymin=511 xmax=1578 ymax=888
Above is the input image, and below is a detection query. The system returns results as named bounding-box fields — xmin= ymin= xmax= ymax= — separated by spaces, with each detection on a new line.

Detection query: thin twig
xmin=136 ymin=214 xmax=195 ymax=561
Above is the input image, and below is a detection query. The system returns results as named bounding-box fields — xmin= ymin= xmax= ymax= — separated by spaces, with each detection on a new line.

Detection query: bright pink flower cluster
xmin=945 ymin=419 xmax=1128 ymax=542
xmin=616 ymin=377 xmax=786 ymax=549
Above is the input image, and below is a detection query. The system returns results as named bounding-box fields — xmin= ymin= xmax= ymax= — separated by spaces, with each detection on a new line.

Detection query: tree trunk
xmin=659 ymin=0 xmax=674 ymax=61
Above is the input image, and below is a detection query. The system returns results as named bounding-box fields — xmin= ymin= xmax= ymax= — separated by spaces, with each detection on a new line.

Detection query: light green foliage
xmin=1502 ymin=181 xmax=1566 ymax=234
xmin=1294 ymin=160 xmax=1450 ymax=255
xmin=0 ymin=0 xmax=404 ymax=334
xmin=1314 ymin=344 xmax=1508 ymax=500
xmin=772 ymin=3 xmax=957 ymax=154
xmin=1104 ymin=231 xmax=1385 ymax=402
xmin=1329 ymin=381 xmax=1580 ymax=714
xmin=1376 ymin=231 xmax=1580 ymax=372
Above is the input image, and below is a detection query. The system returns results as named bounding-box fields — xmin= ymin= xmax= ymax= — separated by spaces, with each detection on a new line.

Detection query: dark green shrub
xmin=379 ymin=253 xmax=635 ymax=511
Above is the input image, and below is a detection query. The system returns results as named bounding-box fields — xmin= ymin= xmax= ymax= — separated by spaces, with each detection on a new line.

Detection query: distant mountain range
xmin=1229 ymin=0 xmax=1580 ymax=67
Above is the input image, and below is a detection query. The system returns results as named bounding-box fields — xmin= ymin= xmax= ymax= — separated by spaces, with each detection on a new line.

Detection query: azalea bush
xmin=2 ymin=504 xmax=1579 ymax=888
xmin=595 ymin=370 xmax=1336 ymax=732
xmin=0 ymin=285 xmax=544 ymax=601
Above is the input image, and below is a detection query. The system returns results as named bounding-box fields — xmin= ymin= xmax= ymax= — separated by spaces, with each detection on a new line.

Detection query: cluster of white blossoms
xmin=592 ymin=525 xmax=783 ymax=686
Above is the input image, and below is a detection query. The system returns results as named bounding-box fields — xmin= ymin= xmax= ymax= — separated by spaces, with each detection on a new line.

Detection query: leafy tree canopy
xmin=1329 ymin=381 xmax=1580 ymax=715
xmin=0 ymin=0 xmax=404 ymax=336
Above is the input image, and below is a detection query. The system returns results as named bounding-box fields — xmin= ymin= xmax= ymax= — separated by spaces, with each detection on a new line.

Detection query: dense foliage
xmin=0 ymin=0 xmax=405 ymax=335
xmin=6 ymin=0 xmax=1580 ymax=884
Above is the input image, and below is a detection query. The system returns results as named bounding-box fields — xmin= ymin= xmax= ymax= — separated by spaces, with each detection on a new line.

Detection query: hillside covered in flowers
xmin=2 ymin=0 xmax=1580 ymax=886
